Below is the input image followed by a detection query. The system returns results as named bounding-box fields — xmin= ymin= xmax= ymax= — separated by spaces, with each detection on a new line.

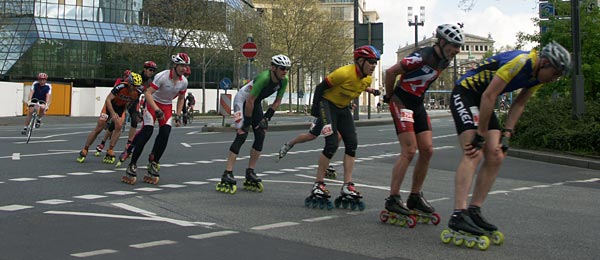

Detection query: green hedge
xmin=505 ymin=96 xmax=600 ymax=156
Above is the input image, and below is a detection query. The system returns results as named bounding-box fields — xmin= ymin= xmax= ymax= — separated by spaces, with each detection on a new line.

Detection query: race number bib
xmin=233 ymin=111 xmax=243 ymax=124
xmin=100 ymin=113 xmax=109 ymax=121
xmin=469 ymin=106 xmax=479 ymax=126
xmin=400 ymin=109 xmax=414 ymax=123
xmin=321 ymin=124 xmax=333 ymax=137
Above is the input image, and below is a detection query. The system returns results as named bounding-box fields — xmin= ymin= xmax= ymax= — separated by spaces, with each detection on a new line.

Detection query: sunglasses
xmin=147 ymin=68 xmax=156 ymax=72
xmin=278 ymin=66 xmax=290 ymax=71
xmin=366 ymin=59 xmax=378 ymax=65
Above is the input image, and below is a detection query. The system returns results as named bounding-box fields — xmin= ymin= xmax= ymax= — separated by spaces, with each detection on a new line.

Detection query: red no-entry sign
xmin=242 ymin=42 xmax=258 ymax=58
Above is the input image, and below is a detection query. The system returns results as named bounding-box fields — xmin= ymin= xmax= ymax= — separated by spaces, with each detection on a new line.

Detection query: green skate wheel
xmin=477 ymin=236 xmax=490 ymax=251
xmin=440 ymin=229 xmax=452 ymax=244
xmin=397 ymin=218 xmax=406 ymax=227
xmin=256 ymin=182 xmax=264 ymax=192
xmin=465 ymin=239 xmax=476 ymax=248
xmin=229 ymin=185 xmax=237 ymax=194
xmin=95 ymin=151 xmax=101 ymax=157
xmin=491 ymin=231 xmax=504 ymax=245
xmin=452 ymin=236 xmax=464 ymax=246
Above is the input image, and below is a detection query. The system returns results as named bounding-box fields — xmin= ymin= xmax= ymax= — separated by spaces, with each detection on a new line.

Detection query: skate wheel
xmin=350 ymin=200 xmax=357 ymax=210
xmin=357 ymin=201 xmax=365 ymax=211
xmin=379 ymin=210 xmax=389 ymax=223
xmin=115 ymin=161 xmax=122 ymax=168
xmin=440 ymin=229 xmax=452 ymax=244
xmin=397 ymin=217 xmax=406 ymax=227
xmin=490 ymin=231 xmax=504 ymax=245
xmin=256 ymin=182 xmax=264 ymax=192
xmin=326 ymin=201 xmax=333 ymax=210
xmin=452 ymin=236 xmax=464 ymax=246
xmin=341 ymin=199 xmax=349 ymax=209
xmin=465 ymin=239 xmax=476 ymax=248
xmin=311 ymin=198 xmax=319 ymax=208
xmin=76 ymin=157 xmax=85 ymax=163
xmin=319 ymin=200 xmax=326 ymax=209
xmin=229 ymin=185 xmax=237 ymax=194
xmin=430 ymin=212 xmax=441 ymax=225
xmin=215 ymin=183 xmax=222 ymax=191
xmin=407 ymin=215 xmax=417 ymax=228
xmin=304 ymin=197 xmax=312 ymax=207
xmin=477 ymin=236 xmax=490 ymax=251
xmin=95 ymin=152 xmax=101 ymax=157
xmin=333 ymin=197 xmax=341 ymax=208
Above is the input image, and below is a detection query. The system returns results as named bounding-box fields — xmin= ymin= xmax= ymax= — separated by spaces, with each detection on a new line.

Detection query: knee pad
xmin=229 ymin=131 xmax=248 ymax=154
xmin=322 ymin=136 xmax=339 ymax=159
xmin=252 ymin=128 xmax=266 ymax=152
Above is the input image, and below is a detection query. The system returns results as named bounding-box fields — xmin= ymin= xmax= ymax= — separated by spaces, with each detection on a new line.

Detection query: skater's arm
xmin=478 ymin=75 xmax=506 ymax=136
xmin=384 ymin=62 xmax=405 ymax=102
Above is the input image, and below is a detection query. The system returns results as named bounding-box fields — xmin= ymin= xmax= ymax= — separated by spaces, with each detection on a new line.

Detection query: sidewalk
xmin=2 ymin=114 xmax=599 ymax=171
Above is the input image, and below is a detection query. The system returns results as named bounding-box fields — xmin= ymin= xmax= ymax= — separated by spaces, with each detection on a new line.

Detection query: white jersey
xmin=150 ymin=69 xmax=188 ymax=105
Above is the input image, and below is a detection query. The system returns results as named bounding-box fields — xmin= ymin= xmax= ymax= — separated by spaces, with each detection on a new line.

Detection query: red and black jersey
xmin=110 ymin=84 xmax=142 ymax=108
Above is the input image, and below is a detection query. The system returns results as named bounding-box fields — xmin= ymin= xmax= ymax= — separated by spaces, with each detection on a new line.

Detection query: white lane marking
xmin=294 ymin=174 xmax=392 ymax=191
xmin=159 ymin=164 xmax=177 ymax=167
xmin=295 ymin=167 xmax=314 ymax=170
xmin=188 ymin=231 xmax=239 ymax=240
xmin=280 ymin=169 xmax=300 ymax=172
xmin=0 ymin=205 xmax=33 ymax=211
xmin=93 ymin=170 xmax=114 ymax=174
xmin=71 ymin=249 xmax=118 ymax=258
xmin=15 ymin=139 xmax=67 ymax=144
xmin=488 ymin=190 xmax=511 ymax=195
xmin=569 ymin=178 xmax=600 ymax=183
xmin=181 ymin=142 xmax=192 ymax=148
xmin=39 ymin=174 xmax=67 ymax=178
xmin=105 ymin=191 xmax=137 ymax=196
xmin=112 ymin=203 xmax=157 ymax=216
xmin=12 ymin=153 xmax=20 ymax=160
xmin=129 ymin=240 xmax=177 ymax=249
xmin=428 ymin=197 xmax=450 ymax=203
xmin=183 ymin=181 xmax=208 ymax=185
xmin=533 ymin=185 xmax=551 ymax=188
xmin=160 ymin=184 xmax=187 ymax=188
xmin=302 ymin=216 xmax=338 ymax=222
xmin=36 ymin=199 xmax=72 ymax=205
xmin=9 ymin=178 xmax=37 ymax=182
xmin=73 ymin=194 xmax=107 ymax=200
xmin=67 ymin=172 xmax=93 ymax=176
xmin=195 ymin=160 xmax=212 ymax=164
xmin=212 ymin=159 xmax=227 ymax=162
xmin=189 ymin=140 xmax=253 ymax=145
xmin=251 ymin=222 xmax=300 ymax=231
xmin=263 ymin=171 xmax=284 ymax=174
xmin=177 ymin=162 xmax=196 ymax=165
xmin=111 ymin=203 xmax=215 ymax=227
xmin=512 ymin=187 xmax=533 ymax=191
xmin=0 ymin=150 xmax=80 ymax=159
xmin=134 ymin=187 xmax=162 ymax=192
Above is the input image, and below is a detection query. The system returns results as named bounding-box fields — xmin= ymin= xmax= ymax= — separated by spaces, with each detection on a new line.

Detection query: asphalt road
xmin=0 ymin=114 xmax=598 ymax=260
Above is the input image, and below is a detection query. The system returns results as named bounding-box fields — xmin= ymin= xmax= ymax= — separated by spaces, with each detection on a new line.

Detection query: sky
xmin=365 ymin=0 xmax=540 ymax=68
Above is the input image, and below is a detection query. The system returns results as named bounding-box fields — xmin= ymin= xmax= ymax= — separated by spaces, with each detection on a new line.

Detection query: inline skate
xmin=333 ymin=182 xmax=365 ymax=211
xmin=216 ymin=170 xmax=237 ymax=194
xmin=143 ymin=161 xmax=160 ymax=184
xmin=94 ymin=143 xmax=104 ymax=157
xmin=406 ymin=192 xmax=441 ymax=225
xmin=121 ymin=164 xmax=137 ymax=185
xmin=379 ymin=195 xmax=417 ymax=228
xmin=243 ymin=168 xmax=264 ymax=192
xmin=440 ymin=210 xmax=491 ymax=251
xmin=304 ymin=182 xmax=333 ymax=210
xmin=468 ymin=206 xmax=504 ymax=245
xmin=277 ymin=143 xmax=293 ymax=162
xmin=76 ymin=149 xmax=88 ymax=163
xmin=103 ymin=149 xmax=116 ymax=164
xmin=115 ymin=150 xmax=129 ymax=168
xmin=324 ymin=165 xmax=337 ymax=179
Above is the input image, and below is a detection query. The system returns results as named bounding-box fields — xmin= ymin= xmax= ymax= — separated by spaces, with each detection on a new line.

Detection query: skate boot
xmin=243 ymin=168 xmax=264 ymax=192
xmin=94 ymin=143 xmax=105 ymax=157
xmin=407 ymin=192 xmax=441 ymax=225
xmin=143 ymin=161 xmax=160 ymax=184
xmin=324 ymin=166 xmax=337 ymax=179
xmin=121 ymin=164 xmax=137 ymax=185
xmin=277 ymin=143 xmax=293 ymax=162
xmin=102 ymin=149 xmax=116 ymax=164
xmin=76 ymin=149 xmax=88 ymax=163
xmin=216 ymin=170 xmax=237 ymax=194
xmin=440 ymin=210 xmax=491 ymax=251
xmin=333 ymin=182 xmax=365 ymax=211
xmin=304 ymin=182 xmax=333 ymax=210
xmin=115 ymin=150 xmax=129 ymax=168
xmin=379 ymin=195 xmax=417 ymax=228
xmin=468 ymin=206 xmax=504 ymax=245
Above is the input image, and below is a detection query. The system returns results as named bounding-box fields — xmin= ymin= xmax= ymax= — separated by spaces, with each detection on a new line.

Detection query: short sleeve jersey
xmin=457 ymin=50 xmax=542 ymax=94
xmin=322 ymin=64 xmax=372 ymax=108
xmin=31 ymin=81 xmax=52 ymax=101
xmin=110 ymin=83 xmax=142 ymax=108
xmin=150 ymin=69 xmax=188 ymax=105
xmin=396 ymin=46 xmax=449 ymax=100
xmin=237 ymin=70 xmax=288 ymax=103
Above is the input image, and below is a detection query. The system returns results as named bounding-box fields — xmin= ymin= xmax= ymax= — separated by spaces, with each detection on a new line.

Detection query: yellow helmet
xmin=129 ymin=72 xmax=143 ymax=86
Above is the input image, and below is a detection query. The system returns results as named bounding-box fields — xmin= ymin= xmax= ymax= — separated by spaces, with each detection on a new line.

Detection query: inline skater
xmin=216 ymin=55 xmax=291 ymax=194
xmin=380 ymin=24 xmax=464 ymax=226
xmin=441 ymin=41 xmax=571 ymax=249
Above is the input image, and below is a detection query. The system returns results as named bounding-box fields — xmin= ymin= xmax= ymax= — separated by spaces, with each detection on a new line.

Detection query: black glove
xmin=154 ymin=109 xmax=164 ymax=119
xmin=264 ymin=108 xmax=275 ymax=121
xmin=383 ymin=95 xmax=391 ymax=104
xmin=500 ymin=135 xmax=509 ymax=152
xmin=470 ymin=133 xmax=485 ymax=150
xmin=258 ymin=118 xmax=268 ymax=129
xmin=372 ymin=89 xmax=381 ymax=96
xmin=174 ymin=114 xmax=182 ymax=124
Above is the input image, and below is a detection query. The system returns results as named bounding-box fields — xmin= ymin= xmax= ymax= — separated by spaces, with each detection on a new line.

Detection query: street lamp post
xmin=408 ymin=6 xmax=425 ymax=49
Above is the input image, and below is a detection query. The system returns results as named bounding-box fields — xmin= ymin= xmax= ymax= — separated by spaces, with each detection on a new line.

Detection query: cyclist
xmin=304 ymin=45 xmax=379 ymax=208
xmin=446 ymin=41 xmax=571 ymax=236
xmin=22 ymin=73 xmax=52 ymax=134
xmin=183 ymin=92 xmax=196 ymax=125
xmin=381 ymin=24 xmax=464 ymax=219
xmin=122 ymin=53 xmax=190 ymax=185
xmin=76 ymin=72 xmax=143 ymax=163
xmin=216 ymin=54 xmax=291 ymax=193
xmin=96 ymin=61 xmax=158 ymax=157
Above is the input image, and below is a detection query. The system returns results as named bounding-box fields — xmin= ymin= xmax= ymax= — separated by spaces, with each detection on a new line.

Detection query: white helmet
xmin=436 ymin=24 xmax=465 ymax=46
xmin=271 ymin=54 xmax=291 ymax=67
xmin=171 ymin=52 xmax=191 ymax=65
xmin=541 ymin=41 xmax=572 ymax=75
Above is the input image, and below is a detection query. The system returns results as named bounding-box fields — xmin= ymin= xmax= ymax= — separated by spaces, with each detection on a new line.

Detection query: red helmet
xmin=353 ymin=45 xmax=381 ymax=60
xmin=143 ymin=61 xmax=157 ymax=69
xmin=171 ymin=52 xmax=191 ymax=65
xmin=122 ymin=69 xmax=132 ymax=79
xmin=37 ymin=73 xmax=48 ymax=80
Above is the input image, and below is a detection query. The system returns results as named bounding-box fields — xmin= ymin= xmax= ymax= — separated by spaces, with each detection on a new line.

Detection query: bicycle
xmin=24 ymin=99 xmax=45 ymax=144
xmin=185 ymin=106 xmax=194 ymax=125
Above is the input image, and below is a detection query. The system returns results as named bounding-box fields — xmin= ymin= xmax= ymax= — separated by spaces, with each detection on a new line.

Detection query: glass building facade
xmin=0 ymin=0 xmax=255 ymax=87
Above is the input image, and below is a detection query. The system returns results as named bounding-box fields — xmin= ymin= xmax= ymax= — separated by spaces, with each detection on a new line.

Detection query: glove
xmin=470 ymin=133 xmax=485 ymax=150
xmin=264 ymin=108 xmax=276 ymax=121
xmin=174 ymin=114 xmax=182 ymax=124
xmin=372 ymin=89 xmax=381 ymax=96
xmin=500 ymin=135 xmax=509 ymax=152
xmin=258 ymin=118 xmax=268 ymax=129
xmin=383 ymin=95 xmax=391 ymax=104
xmin=154 ymin=109 xmax=164 ymax=119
